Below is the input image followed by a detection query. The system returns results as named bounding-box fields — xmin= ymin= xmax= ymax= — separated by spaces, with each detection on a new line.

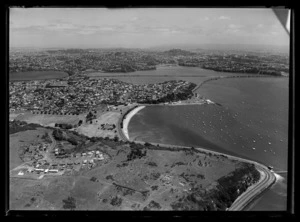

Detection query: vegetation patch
xmin=62 ymin=196 xmax=77 ymax=210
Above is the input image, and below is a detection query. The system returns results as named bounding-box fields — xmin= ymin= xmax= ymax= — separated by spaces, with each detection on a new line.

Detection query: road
xmin=10 ymin=131 xmax=57 ymax=173
xmin=129 ymin=140 xmax=276 ymax=211
xmin=107 ymin=106 xmax=277 ymax=211
xmin=228 ymin=164 xmax=276 ymax=211
xmin=48 ymin=131 xmax=57 ymax=151
xmin=192 ymin=74 xmax=272 ymax=93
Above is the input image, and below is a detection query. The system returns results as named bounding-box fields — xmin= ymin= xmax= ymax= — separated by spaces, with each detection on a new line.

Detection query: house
xmin=35 ymin=169 xmax=44 ymax=172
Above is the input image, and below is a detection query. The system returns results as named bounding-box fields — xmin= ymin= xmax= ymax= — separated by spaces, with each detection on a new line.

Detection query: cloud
xmin=225 ymin=24 xmax=244 ymax=34
xmin=257 ymin=24 xmax=264 ymax=28
xmin=219 ymin=16 xmax=231 ymax=20
xmin=228 ymin=24 xmax=243 ymax=29
xmin=130 ymin=17 xmax=138 ymax=21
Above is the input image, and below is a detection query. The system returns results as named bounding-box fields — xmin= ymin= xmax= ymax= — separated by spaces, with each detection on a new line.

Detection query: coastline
xmin=121 ymin=106 xmax=146 ymax=140
xmin=130 ymin=140 xmax=277 ymax=211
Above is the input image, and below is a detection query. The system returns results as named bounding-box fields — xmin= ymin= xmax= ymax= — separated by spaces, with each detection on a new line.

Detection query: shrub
xmin=62 ymin=196 xmax=76 ymax=210
xmin=110 ymin=196 xmax=123 ymax=207
xmin=90 ymin=176 xmax=97 ymax=182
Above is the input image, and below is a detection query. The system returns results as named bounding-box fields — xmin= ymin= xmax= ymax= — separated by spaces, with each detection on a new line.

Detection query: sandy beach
xmin=122 ymin=106 xmax=145 ymax=140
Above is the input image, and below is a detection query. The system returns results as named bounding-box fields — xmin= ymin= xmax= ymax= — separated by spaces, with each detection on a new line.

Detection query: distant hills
xmin=10 ymin=43 xmax=289 ymax=55
xmin=161 ymin=49 xmax=196 ymax=56
xmin=148 ymin=44 xmax=289 ymax=54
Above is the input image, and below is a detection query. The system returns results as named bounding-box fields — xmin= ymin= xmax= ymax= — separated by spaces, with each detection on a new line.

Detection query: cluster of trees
xmin=85 ymin=111 xmax=97 ymax=123
xmin=62 ymin=196 xmax=76 ymax=210
xmin=146 ymin=161 xmax=158 ymax=167
xmin=52 ymin=128 xmax=78 ymax=146
xmin=52 ymin=128 xmax=64 ymax=141
xmin=110 ymin=196 xmax=123 ymax=207
xmin=127 ymin=144 xmax=147 ymax=161
xmin=170 ymin=163 xmax=261 ymax=211
xmin=143 ymin=200 xmax=162 ymax=210
xmin=54 ymin=123 xmax=75 ymax=129
xmin=9 ymin=120 xmax=41 ymax=134
xmin=216 ymin=163 xmax=260 ymax=204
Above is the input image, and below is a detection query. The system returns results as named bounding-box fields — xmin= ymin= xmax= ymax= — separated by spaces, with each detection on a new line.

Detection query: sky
xmin=9 ymin=8 xmax=290 ymax=49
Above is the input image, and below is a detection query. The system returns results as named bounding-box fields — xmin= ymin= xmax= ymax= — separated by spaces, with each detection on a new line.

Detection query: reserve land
xmin=9 ymin=124 xmax=259 ymax=211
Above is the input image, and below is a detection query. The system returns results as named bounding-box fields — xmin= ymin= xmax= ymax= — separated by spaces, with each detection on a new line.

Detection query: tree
xmin=113 ymin=136 xmax=119 ymax=142
xmin=53 ymin=128 xmax=64 ymax=141
xmin=62 ymin=196 xmax=76 ymax=210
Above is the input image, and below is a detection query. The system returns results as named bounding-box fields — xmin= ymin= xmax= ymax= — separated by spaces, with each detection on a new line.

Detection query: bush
xmin=52 ymin=128 xmax=64 ymax=140
xmin=110 ymin=196 xmax=123 ymax=207
xmin=90 ymin=176 xmax=97 ymax=182
xmin=62 ymin=196 xmax=76 ymax=210
xmin=143 ymin=200 xmax=162 ymax=210
xmin=147 ymin=161 xmax=158 ymax=167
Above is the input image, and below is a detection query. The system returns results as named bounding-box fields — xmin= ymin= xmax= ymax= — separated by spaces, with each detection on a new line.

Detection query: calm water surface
xmin=88 ymin=66 xmax=237 ymax=85
xmin=129 ymin=76 xmax=289 ymax=211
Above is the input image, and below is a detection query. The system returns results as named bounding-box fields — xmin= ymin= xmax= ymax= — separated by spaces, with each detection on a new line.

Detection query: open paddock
xmin=15 ymin=113 xmax=85 ymax=127
xmin=75 ymin=111 xmax=121 ymax=138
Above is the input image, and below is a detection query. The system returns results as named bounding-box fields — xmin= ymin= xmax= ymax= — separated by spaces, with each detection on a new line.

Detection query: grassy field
xmin=15 ymin=113 xmax=84 ymax=127
xmin=9 ymin=128 xmax=50 ymax=170
xmin=10 ymin=133 xmax=243 ymax=210
xmin=75 ymin=111 xmax=120 ymax=139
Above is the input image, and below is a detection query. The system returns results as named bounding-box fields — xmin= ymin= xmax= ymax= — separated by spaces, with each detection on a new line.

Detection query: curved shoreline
xmin=117 ymin=103 xmax=276 ymax=211
xmin=130 ymin=140 xmax=277 ymax=211
xmin=121 ymin=106 xmax=146 ymax=140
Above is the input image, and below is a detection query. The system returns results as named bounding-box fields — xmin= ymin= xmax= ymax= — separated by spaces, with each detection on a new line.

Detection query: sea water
xmin=129 ymin=77 xmax=289 ymax=211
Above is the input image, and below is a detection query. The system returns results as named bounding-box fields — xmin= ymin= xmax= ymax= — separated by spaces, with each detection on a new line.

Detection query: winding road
xmin=10 ymin=131 xmax=57 ymax=173
xmin=228 ymin=164 xmax=276 ymax=211
xmin=120 ymin=138 xmax=276 ymax=211
xmin=115 ymin=102 xmax=277 ymax=211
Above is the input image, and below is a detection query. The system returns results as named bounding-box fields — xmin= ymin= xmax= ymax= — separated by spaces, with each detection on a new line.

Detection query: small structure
xmin=98 ymin=155 xmax=104 ymax=160
xmin=35 ymin=168 xmax=44 ymax=172
xmin=18 ymin=171 xmax=24 ymax=176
